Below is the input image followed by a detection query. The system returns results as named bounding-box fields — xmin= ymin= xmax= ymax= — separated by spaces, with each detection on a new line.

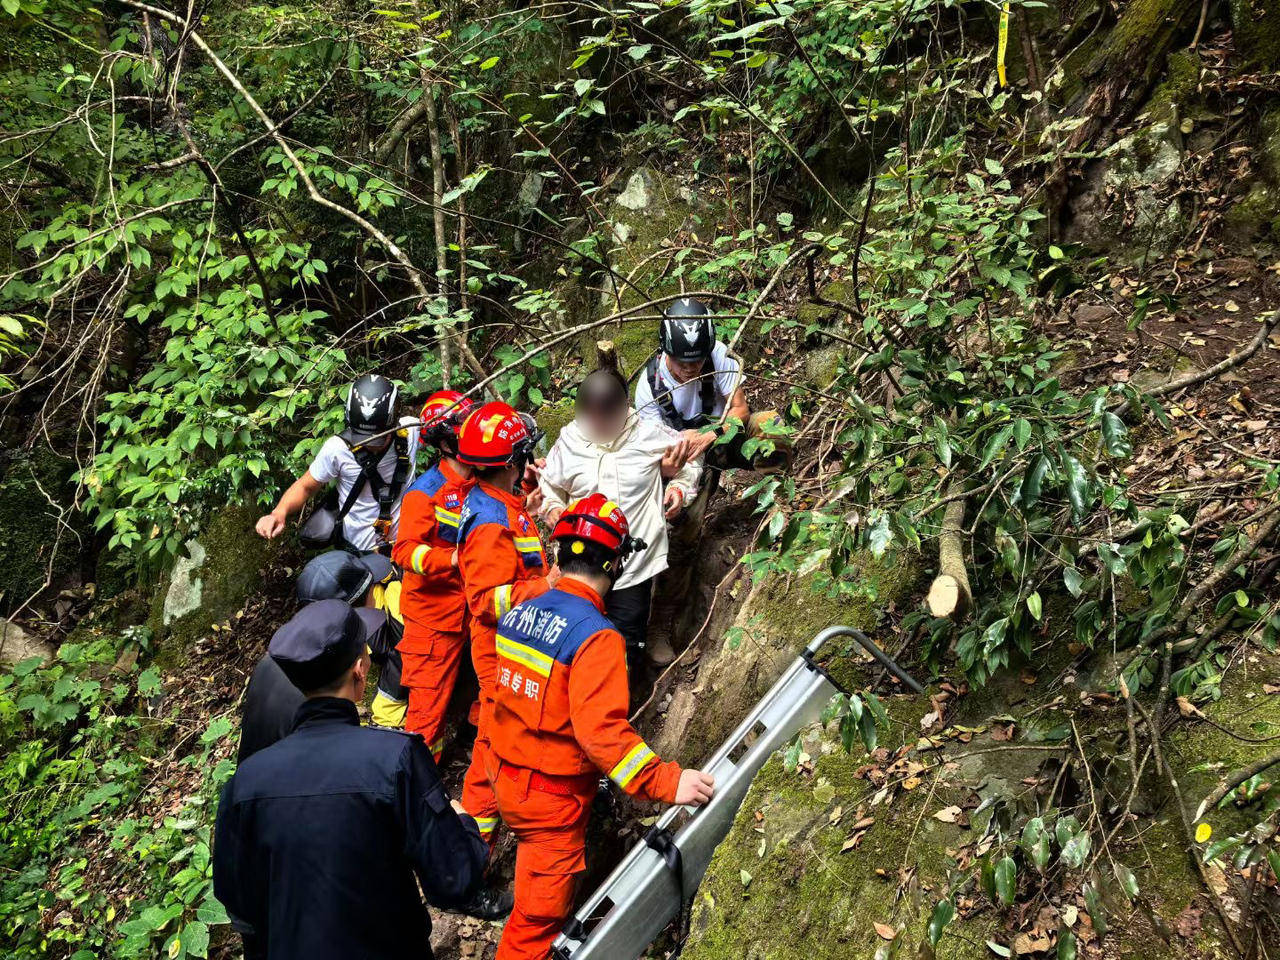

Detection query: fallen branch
xmin=927 ymin=483 xmax=971 ymax=620
xmin=727 ymin=242 xmax=820 ymax=353
xmin=1197 ymin=749 xmax=1280 ymax=819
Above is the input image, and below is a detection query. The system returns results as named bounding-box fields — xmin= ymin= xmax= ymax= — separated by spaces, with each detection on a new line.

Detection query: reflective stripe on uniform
xmin=435 ymin=506 xmax=461 ymax=528
xmin=495 ymin=634 xmax=554 ymax=678
xmin=429 ymin=737 xmax=445 ymax=759
xmin=474 ymin=816 xmax=499 ymax=835
xmin=410 ymin=544 xmax=431 ymax=574
xmin=513 ymin=536 xmax=541 ymax=554
xmin=609 ymin=741 xmax=656 ymax=790
xmin=494 ymin=584 xmax=513 ymax=618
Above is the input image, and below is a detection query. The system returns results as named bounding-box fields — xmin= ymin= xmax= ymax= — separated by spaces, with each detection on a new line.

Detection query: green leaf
xmin=1060 ymin=453 xmax=1092 ymax=524
xmin=1083 ymin=882 xmax=1107 ymax=937
xmin=1100 ymin=412 xmax=1132 ymax=458
xmin=739 ymin=869 xmax=753 ymax=888
xmin=479 ymin=56 xmax=500 ymax=70
xmin=181 ymin=921 xmax=210 ymax=958
xmin=1026 ymin=591 xmax=1042 ymax=621
xmin=1020 ymin=817 xmax=1051 ymax=871
xmin=981 ymin=423 xmax=1015 ymax=468
xmin=1063 ymin=565 xmax=1084 ymax=597
xmin=1048 ymin=244 xmax=1065 ymax=260
xmin=1017 ymin=454 xmax=1049 ymax=509
xmin=927 ymin=898 xmax=955 ymax=946
xmin=1114 ymin=863 xmax=1139 ymax=899
xmin=1057 ymin=930 xmax=1077 ymax=960
xmin=986 ymin=942 xmax=1012 ymax=958
xmin=1014 ymin=417 xmax=1032 ymax=451
xmin=993 ymin=856 xmax=1017 ymax=906
xmin=195 ymin=896 xmax=230 ymax=926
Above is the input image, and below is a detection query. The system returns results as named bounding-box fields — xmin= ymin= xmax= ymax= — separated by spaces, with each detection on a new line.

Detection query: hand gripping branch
xmin=552 ymin=626 xmax=923 ymax=960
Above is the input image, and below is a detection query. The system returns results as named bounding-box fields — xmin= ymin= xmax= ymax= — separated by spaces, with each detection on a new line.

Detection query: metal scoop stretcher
xmin=551 ymin=625 xmax=923 ymax=960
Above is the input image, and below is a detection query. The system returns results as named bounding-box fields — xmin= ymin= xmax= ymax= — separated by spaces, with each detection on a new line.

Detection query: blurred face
xmin=575 ymin=372 xmax=628 ymax=443
xmin=666 ymin=356 xmax=703 ymax=384
xmin=578 ymin=403 xmax=627 ymax=443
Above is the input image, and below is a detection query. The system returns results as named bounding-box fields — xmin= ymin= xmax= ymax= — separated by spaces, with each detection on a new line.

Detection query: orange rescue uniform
xmin=456 ymin=479 xmax=550 ymax=841
xmin=391 ymin=458 xmax=474 ymax=760
xmin=487 ymin=577 xmax=681 ymax=960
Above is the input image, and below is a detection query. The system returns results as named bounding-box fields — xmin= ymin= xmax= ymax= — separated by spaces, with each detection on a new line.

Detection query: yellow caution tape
xmin=997 ymin=3 xmax=1010 ymax=88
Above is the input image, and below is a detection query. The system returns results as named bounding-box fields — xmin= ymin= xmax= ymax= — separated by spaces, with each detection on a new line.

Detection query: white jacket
xmin=538 ymin=412 xmax=701 ymax=590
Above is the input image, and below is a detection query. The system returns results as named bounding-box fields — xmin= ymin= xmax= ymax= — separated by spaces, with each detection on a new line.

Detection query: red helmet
xmin=552 ymin=493 xmax=646 ymax=575
xmin=456 ymin=401 xmax=537 ymax=468
xmin=419 ymin=390 xmax=475 ymax=448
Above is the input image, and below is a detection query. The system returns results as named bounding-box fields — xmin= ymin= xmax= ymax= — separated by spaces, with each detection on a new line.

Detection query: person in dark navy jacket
xmin=213 ymin=599 xmax=488 ymax=960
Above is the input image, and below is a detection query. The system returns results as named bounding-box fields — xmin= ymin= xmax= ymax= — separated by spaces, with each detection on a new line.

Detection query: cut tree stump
xmin=927 ymin=494 xmax=971 ymax=620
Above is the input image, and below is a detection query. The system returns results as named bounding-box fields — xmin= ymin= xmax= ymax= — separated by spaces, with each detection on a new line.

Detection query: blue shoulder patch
xmin=405 ymin=463 xmax=447 ymax=498
xmin=458 ymin=485 xmax=509 ymax=543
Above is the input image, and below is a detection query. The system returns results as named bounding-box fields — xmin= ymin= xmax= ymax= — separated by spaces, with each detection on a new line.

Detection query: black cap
xmin=269 ymin=599 xmax=382 ymax=692
xmin=297 ymin=550 xmax=394 ymax=605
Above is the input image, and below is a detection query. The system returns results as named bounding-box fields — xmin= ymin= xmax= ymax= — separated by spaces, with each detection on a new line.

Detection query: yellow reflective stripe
xmin=495 ymin=634 xmax=554 ymax=678
xmin=435 ymin=506 xmax=460 ymax=527
xmin=513 ymin=536 xmax=541 ymax=553
xmin=494 ymin=584 xmax=513 ymax=618
xmin=428 ymin=737 xmax=445 ymax=759
xmin=410 ymin=544 xmax=431 ymax=574
xmin=609 ymin=742 xmax=657 ymax=790
xmin=474 ymin=816 xmax=499 ymax=835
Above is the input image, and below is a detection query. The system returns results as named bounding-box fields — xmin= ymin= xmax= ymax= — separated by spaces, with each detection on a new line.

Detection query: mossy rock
xmin=683 ymin=712 xmax=1001 ymax=960
xmin=1231 ymin=0 xmax=1280 ymax=67
xmin=0 ymin=446 xmax=87 ymax=611
xmin=1146 ymin=49 xmax=1201 ymax=124
xmin=650 ymin=551 xmax=925 ymax=767
xmin=1224 ymin=181 xmax=1280 ymax=243
xmin=536 ymin=398 xmax=576 ymax=449
xmin=146 ymin=503 xmax=281 ymax=666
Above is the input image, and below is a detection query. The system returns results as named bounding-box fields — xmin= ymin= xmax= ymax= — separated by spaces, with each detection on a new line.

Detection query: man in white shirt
xmin=255 ymin=374 xmax=419 ymax=554
xmin=633 ymin=297 xmax=787 ymax=472
xmin=539 ymin=368 xmax=700 ymax=672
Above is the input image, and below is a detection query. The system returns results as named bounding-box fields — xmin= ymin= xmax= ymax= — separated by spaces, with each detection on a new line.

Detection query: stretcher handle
xmin=806 ymin=625 xmax=924 ymax=695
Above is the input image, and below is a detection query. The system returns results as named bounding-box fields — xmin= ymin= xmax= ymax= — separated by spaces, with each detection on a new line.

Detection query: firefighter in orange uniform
xmin=487 ymin=494 xmax=716 ymax=960
xmin=391 ymin=390 xmax=476 ymax=761
xmin=455 ymin=402 xmax=559 ymax=845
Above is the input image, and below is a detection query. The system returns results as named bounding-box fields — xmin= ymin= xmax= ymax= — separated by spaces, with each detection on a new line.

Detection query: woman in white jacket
xmin=539 ymin=368 xmax=701 ymax=671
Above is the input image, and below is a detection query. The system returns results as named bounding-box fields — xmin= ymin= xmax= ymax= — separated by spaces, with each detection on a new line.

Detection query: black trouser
xmin=606 ymin=578 xmax=654 ymax=652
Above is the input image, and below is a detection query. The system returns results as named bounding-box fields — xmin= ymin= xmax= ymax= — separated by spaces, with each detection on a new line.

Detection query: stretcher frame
xmin=551 ymin=625 xmax=923 ymax=960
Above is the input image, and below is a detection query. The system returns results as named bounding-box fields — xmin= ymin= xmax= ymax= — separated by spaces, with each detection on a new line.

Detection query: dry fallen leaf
xmin=934 ymin=805 xmax=963 ymax=823
xmin=873 ymin=922 xmax=897 ymax=941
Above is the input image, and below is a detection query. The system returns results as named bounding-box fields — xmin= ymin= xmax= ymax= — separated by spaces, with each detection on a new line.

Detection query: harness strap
xmin=342 ymin=432 xmax=411 ymax=540
xmin=646 ymin=353 xmax=718 ymax=432
xmin=644 ymin=824 xmax=690 ymax=955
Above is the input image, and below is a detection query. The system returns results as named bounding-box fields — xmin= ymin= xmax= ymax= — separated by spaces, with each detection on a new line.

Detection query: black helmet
xmin=659 ymin=297 xmax=714 ymax=364
xmin=297 ymin=550 xmax=394 ymax=606
xmin=342 ymin=374 xmax=398 ymax=444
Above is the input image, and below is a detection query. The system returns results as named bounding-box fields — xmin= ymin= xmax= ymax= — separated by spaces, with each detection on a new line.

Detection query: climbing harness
xmin=298 ymin=431 xmax=411 ymax=550
xmin=644 ymin=352 xmax=718 ymax=431
xmin=551 ymin=625 xmax=922 ymax=960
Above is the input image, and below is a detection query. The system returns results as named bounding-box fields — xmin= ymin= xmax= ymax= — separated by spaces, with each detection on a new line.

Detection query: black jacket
xmin=236 ymin=655 xmax=304 ymax=763
xmin=213 ymin=697 xmax=487 ymax=960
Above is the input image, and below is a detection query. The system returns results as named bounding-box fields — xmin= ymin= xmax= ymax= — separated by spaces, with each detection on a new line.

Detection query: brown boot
xmin=646 ymin=635 xmax=676 ymax=668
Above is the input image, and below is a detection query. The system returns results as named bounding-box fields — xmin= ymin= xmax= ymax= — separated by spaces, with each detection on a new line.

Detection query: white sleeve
xmin=399 ymin=416 xmax=421 ymax=478
xmin=308 ymin=437 xmax=345 ymax=485
xmin=633 ymin=370 xmax=661 ymax=421
xmin=646 ymin=420 xmax=701 ymax=497
xmin=538 ymin=439 xmax=572 ymax=519
xmin=713 ymin=343 xmax=743 ymax=399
